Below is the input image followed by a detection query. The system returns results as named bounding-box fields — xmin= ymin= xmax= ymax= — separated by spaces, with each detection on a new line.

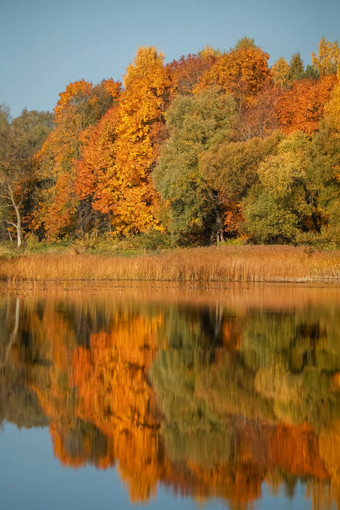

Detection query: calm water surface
xmin=1 ymin=283 xmax=340 ymax=510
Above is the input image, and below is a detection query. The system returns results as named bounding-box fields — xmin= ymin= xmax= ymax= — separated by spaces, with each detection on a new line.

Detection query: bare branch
xmin=0 ymin=202 xmax=15 ymax=209
xmin=4 ymin=220 xmax=16 ymax=228
xmin=0 ymin=193 xmax=13 ymax=202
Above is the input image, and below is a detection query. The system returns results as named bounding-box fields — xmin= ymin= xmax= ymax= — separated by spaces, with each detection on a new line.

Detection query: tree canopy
xmin=1 ymin=37 xmax=339 ymax=248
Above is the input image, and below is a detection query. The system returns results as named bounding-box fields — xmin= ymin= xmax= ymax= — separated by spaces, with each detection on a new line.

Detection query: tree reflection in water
xmin=0 ymin=285 xmax=340 ymax=509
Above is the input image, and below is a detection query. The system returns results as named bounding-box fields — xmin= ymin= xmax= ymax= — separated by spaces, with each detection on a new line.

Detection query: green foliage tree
xmin=243 ymin=132 xmax=323 ymax=243
xmin=234 ymin=36 xmax=256 ymax=50
xmin=199 ymin=133 xmax=282 ymax=236
xmin=0 ymin=106 xmax=54 ymax=246
xmin=289 ymin=52 xmax=305 ymax=81
xmin=304 ymin=120 xmax=340 ymax=246
xmin=304 ymin=64 xmax=320 ymax=81
xmin=153 ymin=88 xmax=236 ymax=245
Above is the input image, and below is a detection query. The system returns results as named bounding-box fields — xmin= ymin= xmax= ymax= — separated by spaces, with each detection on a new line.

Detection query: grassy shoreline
xmin=0 ymin=245 xmax=339 ymax=283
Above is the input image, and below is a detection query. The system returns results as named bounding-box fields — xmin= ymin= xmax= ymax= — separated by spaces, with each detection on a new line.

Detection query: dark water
xmin=1 ymin=283 xmax=340 ymax=510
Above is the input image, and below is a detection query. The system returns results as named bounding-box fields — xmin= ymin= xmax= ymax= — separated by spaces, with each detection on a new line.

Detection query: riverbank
xmin=0 ymin=245 xmax=339 ymax=283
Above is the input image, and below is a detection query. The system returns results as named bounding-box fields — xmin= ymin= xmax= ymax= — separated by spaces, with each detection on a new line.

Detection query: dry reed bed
xmin=0 ymin=245 xmax=339 ymax=283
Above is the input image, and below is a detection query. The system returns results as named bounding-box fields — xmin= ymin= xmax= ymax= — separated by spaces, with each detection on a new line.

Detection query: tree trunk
xmin=2 ymin=298 xmax=20 ymax=367
xmin=14 ymin=203 xmax=22 ymax=247
xmin=6 ymin=183 xmax=22 ymax=247
xmin=216 ymin=212 xmax=225 ymax=244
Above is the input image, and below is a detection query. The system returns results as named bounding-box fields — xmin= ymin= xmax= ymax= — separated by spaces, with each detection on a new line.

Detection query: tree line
xmin=1 ymin=37 xmax=339 ymax=248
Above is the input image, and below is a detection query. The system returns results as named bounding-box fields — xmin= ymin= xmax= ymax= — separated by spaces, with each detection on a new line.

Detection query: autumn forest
xmin=1 ymin=37 xmax=340 ymax=250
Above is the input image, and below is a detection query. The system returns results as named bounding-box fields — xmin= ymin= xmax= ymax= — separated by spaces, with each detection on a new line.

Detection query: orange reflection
xmin=71 ymin=314 xmax=167 ymax=501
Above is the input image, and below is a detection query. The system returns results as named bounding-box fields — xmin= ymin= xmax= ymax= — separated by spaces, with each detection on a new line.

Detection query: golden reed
xmin=0 ymin=246 xmax=339 ymax=283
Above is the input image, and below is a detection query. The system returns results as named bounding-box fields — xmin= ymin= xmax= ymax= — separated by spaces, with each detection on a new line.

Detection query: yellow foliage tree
xmin=271 ymin=57 xmax=290 ymax=88
xmin=325 ymin=66 xmax=340 ymax=133
xmin=112 ymin=47 xmax=173 ymax=235
xmin=312 ymin=37 xmax=340 ymax=75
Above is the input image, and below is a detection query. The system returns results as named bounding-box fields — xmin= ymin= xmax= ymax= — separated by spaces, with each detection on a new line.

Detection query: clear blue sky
xmin=1 ymin=0 xmax=339 ymax=117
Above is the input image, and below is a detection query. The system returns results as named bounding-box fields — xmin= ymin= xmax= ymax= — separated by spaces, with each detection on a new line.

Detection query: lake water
xmin=1 ymin=282 xmax=340 ymax=510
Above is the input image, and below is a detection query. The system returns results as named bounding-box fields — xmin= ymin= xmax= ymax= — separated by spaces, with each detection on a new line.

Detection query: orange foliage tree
xmin=234 ymin=83 xmax=281 ymax=140
xmin=35 ymin=79 xmax=118 ymax=239
xmin=74 ymin=85 xmax=122 ymax=231
xmin=195 ymin=46 xmax=271 ymax=108
xmin=275 ymin=75 xmax=337 ymax=135
xmin=167 ymin=50 xmax=218 ymax=95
